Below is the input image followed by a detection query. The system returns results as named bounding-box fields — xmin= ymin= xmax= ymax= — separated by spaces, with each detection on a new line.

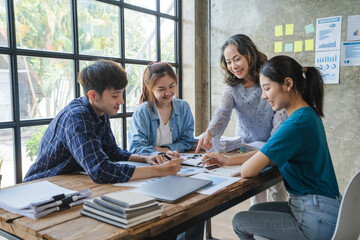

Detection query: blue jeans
xmin=232 ymin=194 xmax=341 ymax=240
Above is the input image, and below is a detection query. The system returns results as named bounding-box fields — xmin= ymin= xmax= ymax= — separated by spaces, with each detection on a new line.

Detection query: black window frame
xmin=0 ymin=0 xmax=182 ymax=184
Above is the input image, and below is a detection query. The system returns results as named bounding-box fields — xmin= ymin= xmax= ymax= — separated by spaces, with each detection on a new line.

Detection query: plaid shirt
xmin=23 ymin=97 xmax=135 ymax=183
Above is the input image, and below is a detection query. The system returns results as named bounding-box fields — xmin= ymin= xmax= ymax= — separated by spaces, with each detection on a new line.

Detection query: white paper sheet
xmin=315 ymin=50 xmax=340 ymax=84
xmin=341 ymin=42 xmax=360 ymax=66
xmin=190 ymin=173 xmax=241 ymax=195
xmin=0 ymin=181 xmax=76 ymax=210
xmin=347 ymin=15 xmax=360 ymax=41
xmin=315 ymin=16 xmax=342 ymax=51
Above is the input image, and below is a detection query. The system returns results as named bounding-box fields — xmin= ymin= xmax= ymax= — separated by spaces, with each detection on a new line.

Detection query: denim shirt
xmin=23 ymin=96 xmax=135 ymax=184
xmin=128 ymin=98 xmax=195 ymax=155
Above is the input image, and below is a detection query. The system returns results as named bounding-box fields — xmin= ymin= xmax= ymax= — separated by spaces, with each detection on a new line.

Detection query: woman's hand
xmin=201 ymin=152 xmax=228 ymax=166
xmin=195 ymin=130 xmax=214 ymax=153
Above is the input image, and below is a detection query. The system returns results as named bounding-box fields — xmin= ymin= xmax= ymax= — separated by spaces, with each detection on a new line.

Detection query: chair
xmin=254 ymin=169 xmax=360 ymax=240
xmin=332 ymin=169 xmax=360 ymax=240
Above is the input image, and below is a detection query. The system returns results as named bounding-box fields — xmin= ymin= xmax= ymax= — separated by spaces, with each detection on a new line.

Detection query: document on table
xmin=180 ymin=153 xmax=204 ymax=166
xmin=0 ymin=181 xmax=78 ymax=210
xmin=190 ymin=173 xmax=241 ymax=195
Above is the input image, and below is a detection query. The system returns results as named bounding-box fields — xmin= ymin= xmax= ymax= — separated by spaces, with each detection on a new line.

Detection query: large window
xmin=0 ymin=0 xmax=181 ymax=187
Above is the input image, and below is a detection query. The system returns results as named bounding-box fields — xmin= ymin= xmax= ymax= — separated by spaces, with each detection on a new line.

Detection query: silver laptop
xmin=132 ymin=175 xmax=212 ymax=203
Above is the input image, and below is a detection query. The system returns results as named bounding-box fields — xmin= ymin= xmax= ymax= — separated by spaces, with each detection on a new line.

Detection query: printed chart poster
xmin=315 ymin=51 xmax=340 ymax=84
xmin=316 ymin=16 xmax=342 ymax=51
xmin=347 ymin=15 xmax=360 ymax=41
xmin=341 ymin=42 xmax=360 ymax=66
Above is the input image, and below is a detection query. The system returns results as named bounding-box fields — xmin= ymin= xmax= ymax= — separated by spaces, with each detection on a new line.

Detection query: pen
xmin=160 ymin=152 xmax=171 ymax=160
xmin=196 ymin=158 xmax=211 ymax=166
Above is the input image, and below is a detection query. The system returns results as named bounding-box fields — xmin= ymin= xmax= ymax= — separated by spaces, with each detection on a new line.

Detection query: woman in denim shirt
xmin=202 ymin=56 xmax=341 ymax=240
xmin=128 ymin=62 xmax=194 ymax=159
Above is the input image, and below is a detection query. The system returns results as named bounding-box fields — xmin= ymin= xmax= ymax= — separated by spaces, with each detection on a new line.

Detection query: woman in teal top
xmin=201 ymin=55 xmax=340 ymax=240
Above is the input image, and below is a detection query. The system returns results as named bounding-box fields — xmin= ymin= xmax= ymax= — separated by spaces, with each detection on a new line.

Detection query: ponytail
xmin=301 ymin=67 xmax=324 ymax=117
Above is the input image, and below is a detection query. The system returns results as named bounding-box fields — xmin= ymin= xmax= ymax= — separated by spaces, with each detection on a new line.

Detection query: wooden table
xmin=0 ymin=168 xmax=282 ymax=240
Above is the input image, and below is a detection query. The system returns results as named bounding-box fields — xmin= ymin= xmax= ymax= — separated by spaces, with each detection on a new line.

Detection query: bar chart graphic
xmin=315 ymin=51 xmax=340 ymax=84
xmin=316 ymin=16 xmax=341 ymax=51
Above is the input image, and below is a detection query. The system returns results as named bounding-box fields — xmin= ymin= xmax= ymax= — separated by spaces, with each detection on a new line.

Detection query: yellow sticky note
xmin=305 ymin=39 xmax=314 ymax=51
xmin=94 ymin=38 xmax=101 ymax=50
xmin=274 ymin=42 xmax=282 ymax=53
xmin=285 ymin=24 xmax=294 ymax=35
xmin=275 ymin=25 xmax=283 ymax=36
xmin=294 ymin=41 xmax=303 ymax=52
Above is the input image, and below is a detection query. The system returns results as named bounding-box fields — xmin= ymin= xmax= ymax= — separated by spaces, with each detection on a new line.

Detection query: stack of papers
xmin=239 ymin=141 xmax=265 ymax=152
xmin=218 ymin=136 xmax=243 ymax=152
xmin=192 ymin=135 xmax=265 ymax=153
xmin=81 ymin=191 xmax=162 ymax=228
xmin=0 ymin=181 xmax=91 ymax=219
xmin=191 ymin=135 xmax=243 ymax=152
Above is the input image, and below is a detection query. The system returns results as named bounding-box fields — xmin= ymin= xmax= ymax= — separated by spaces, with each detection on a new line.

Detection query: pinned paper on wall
xmin=305 ymin=39 xmax=314 ymax=51
xmin=294 ymin=41 xmax=303 ymax=52
xmin=94 ymin=38 xmax=101 ymax=50
xmin=305 ymin=24 xmax=315 ymax=34
xmin=315 ymin=16 xmax=342 ymax=51
xmin=285 ymin=43 xmax=294 ymax=52
xmin=315 ymin=51 xmax=340 ymax=84
xmin=275 ymin=25 xmax=283 ymax=36
xmin=274 ymin=42 xmax=282 ymax=52
xmin=285 ymin=24 xmax=294 ymax=35
xmin=347 ymin=15 xmax=360 ymax=41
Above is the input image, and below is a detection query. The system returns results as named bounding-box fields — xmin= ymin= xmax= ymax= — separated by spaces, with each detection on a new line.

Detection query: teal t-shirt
xmin=260 ymin=107 xmax=339 ymax=199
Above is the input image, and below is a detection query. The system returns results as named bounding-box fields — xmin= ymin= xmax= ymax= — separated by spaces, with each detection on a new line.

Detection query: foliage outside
xmin=25 ymin=126 xmax=47 ymax=162
xmin=3 ymin=0 xmax=174 ymax=159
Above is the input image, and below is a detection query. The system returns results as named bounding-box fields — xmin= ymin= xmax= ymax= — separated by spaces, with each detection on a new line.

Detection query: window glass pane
xmin=126 ymin=118 xmax=131 ymax=149
xmin=0 ymin=129 xmax=15 ymax=188
xmin=125 ymin=64 xmax=146 ymax=112
xmin=125 ymin=9 xmax=156 ymax=60
xmin=110 ymin=118 xmax=123 ymax=148
xmin=21 ymin=125 xmax=47 ymax=178
xmin=0 ymin=54 xmax=12 ymax=122
xmin=124 ymin=0 xmax=156 ymax=11
xmin=161 ymin=18 xmax=175 ymax=62
xmin=14 ymin=0 xmax=72 ymax=52
xmin=160 ymin=0 xmax=175 ymax=15
xmin=18 ymin=56 xmax=74 ymax=120
xmin=78 ymin=0 xmax=120 ymax=57
xmin=0 ymin=0 xmax=8 ymax=47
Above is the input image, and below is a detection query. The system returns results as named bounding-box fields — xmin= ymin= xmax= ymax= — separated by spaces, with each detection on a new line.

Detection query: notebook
xmin=82 ymin=204 xmax=162 ymax=225
xmin=81 ymin=208 xmax=162 ymax=229
xmin=100 ymin=190 xmax=157 ymax=208
xmin=89 ymin=198 xmax=161 ymax=217
xmin=132 ymin=175 xmax=212 ymax=203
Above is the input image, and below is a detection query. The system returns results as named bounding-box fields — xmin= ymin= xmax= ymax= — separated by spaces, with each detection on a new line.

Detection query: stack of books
xmin=0 ymin=181 xmax=91 ymax=219
xmin=81 ymin=190 xmax=163 ymax=228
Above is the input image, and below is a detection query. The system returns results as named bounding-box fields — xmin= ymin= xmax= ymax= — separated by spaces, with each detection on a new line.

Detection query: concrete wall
xmin=182 ymin=0 xmax=360 ymax=193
